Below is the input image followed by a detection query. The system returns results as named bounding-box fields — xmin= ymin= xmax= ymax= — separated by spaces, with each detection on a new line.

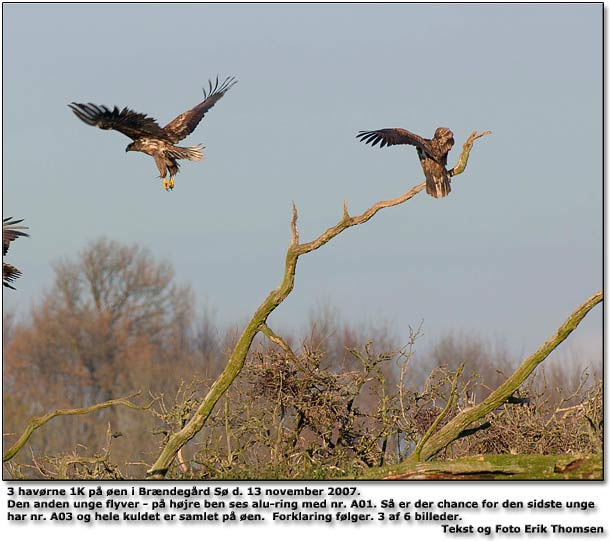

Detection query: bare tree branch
xmin=146 ymin=130 xmax=491 ymax=478
xmin=407 ymin=290 xmax=603 ymax=463
xmin=3 ymin=392 xmax=150 ymax=462
xmin=295 ymin=131 xmax=491 ymax=256
xmin=412 ymin=364 xmax=464 ymax=461
xmin=290 ymin=202 xmax=299 ymax=246
xmin=449 ymin=130 xmax=492 ymax=177
xmin=259 ymin=322 xmax=298 ymax=360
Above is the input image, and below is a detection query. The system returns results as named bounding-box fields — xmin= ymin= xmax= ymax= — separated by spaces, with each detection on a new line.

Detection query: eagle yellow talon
xmin=162 ymin=178 xmax=169 ymax=191
xmin=169 ymin=177 xmax=175 ymax=190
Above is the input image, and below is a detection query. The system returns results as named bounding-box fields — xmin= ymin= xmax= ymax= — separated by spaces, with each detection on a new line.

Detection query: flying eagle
xmin=3 ymin=217 xmax=29 ymax=290
xmin=357 ymin=127 xmax=455 ymax=198
xmin=69 ymin=76 xmax=237 ymax=191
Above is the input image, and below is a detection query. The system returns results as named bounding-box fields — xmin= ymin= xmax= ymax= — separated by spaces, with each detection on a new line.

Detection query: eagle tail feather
xmin=169 ymin=144 xmax=205 ymax=162
xmin=425 ymin=173 xmax=451 ymax=199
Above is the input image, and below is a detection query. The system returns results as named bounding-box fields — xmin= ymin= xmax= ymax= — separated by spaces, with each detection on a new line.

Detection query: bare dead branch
xmin=176 ymin=448 xmax=189 ymax=474
xmin=290 ymin=201 xmax=299 ymax=246
xmin=3 ymin=392 xmax=151 ymax=462
xmin=295 ymin=131 xmax=491 ymax=256
xmin=449 ymin=130 xmax=492 ymax=177
xmin=366 ymin=453 xmax=602 ymax=481
xmin=146 ymin=130 xmax=490 ymax=478
xmin=407 ymin=290 xmax=602 ymax=462
xmin=259 ymin=322 xmax=298 ymax=360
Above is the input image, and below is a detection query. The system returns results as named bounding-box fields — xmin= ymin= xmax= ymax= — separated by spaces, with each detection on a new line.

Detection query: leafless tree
xmin=3 ymin=239 xmax=196 ymax=466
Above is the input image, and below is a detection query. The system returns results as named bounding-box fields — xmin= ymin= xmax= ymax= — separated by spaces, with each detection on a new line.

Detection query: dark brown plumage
xmin=3 ymin=217 xmax=29 ymax=290
xmin=69 ymin=76 xmax=237 ymax=191
xmin=357 ymin=127 xmax=455 ymax=198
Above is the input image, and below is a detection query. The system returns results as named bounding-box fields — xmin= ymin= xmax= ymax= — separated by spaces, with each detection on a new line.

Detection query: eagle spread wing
xmin=3 ymin=263 xmax=21 ymax=288
xmin=163 ymin=76 xmax=237 ymax=143
xmin=357 ymin=128 xmax=434 ymax=155
xmin=3 ymin=217 xmax=29 ymax=290
xmin=69 ymin=103 xmax=168 ymax=141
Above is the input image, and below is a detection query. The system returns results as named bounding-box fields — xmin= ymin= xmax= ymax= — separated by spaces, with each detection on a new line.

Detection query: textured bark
xmin=147 ymin=131 xmax=491 ymax=478
xmin=360 ymin=453 xmax=602 ymax=481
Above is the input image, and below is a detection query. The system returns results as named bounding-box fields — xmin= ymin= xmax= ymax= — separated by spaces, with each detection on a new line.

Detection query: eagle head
xmin=434 ymin=127 xmax=454 ymax=153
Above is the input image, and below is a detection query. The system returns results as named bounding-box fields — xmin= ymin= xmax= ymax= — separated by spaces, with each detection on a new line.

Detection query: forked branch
xmin=449 ymin=130 xmax=492 ymax=177
xmin=146 ymin=130 xmax=491 ymax=478
xmin=259 ymin=322 xmax=298 ymax=360
xmin=295 ymin=131 xmax=491 ymax=255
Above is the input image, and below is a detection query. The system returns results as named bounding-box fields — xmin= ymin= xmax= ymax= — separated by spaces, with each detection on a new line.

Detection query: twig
xmin=290 ymin=202 xmax=299 ymax=245
xmin=413 ymin=364 xmax=464 ymax=461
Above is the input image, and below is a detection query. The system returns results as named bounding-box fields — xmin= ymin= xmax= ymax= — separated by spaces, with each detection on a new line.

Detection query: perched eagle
xmin=357 ymin=127 xmax=455 ymax=198
xmin=69 ymin=76 xmax=237 ymax=191
xmin=3 ymin=217 xmax=29 ymax=290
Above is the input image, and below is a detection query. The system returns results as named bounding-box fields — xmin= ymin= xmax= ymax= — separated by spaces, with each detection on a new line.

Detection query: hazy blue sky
xmin=3 ymin=3 xmax=602 ymax=360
